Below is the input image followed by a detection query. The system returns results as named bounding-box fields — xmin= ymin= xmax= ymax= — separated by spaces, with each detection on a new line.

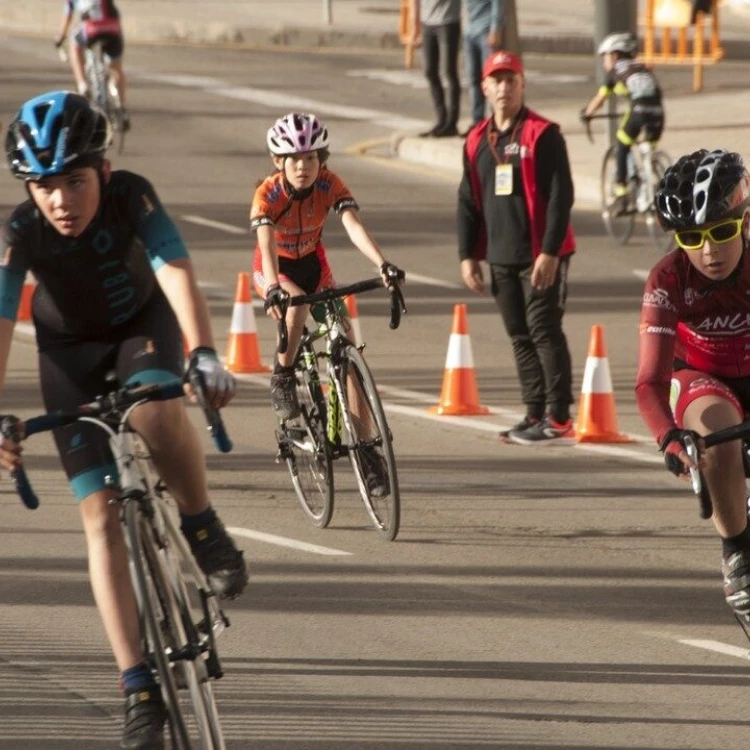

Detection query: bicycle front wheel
xmin=280 ymin=365 xmax=334 ymax=527
xmin=338 ymin=345 xmax=400 ymax=541
xmin=600 ymin=145 xmax=635 ymax=245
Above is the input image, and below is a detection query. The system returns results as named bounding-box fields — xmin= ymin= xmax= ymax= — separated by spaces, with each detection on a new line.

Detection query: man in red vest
xmin=457 ymin=50 xmax=576 ymax=444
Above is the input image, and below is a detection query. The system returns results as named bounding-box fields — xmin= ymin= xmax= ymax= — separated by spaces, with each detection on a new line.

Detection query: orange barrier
xmin=343 ymin=294 xmax=362 ymax=347
xmin=225 ymin=272 xmax=270 ymax=374
xmin=430 ymin=304 xmax=489 ymax=416
xmin=642 ymin=0 xmax=723 ymax=92
xmin=17 ymin=272 xmax=35 ymax=322
xmin=575 ymin=325 xmax=634 ymax=443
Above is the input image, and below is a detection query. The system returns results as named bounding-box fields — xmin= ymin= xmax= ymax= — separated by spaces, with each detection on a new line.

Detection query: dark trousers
xmin=422 ymin=21 xmax=461 ymax=130
xmin=490 ymin=259 xmax=573 ymax=421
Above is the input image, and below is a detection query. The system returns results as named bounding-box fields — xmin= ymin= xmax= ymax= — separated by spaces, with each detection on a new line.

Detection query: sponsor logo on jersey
xmin=695 ymin=313 xmax=750 ymax=333
xmin=684 ymin=287 xmax=706 ymax=306
xmin=642 ymin=287 xmax=677 ymax=312
xmin=639 ymin=324 xmax=675 ymax=336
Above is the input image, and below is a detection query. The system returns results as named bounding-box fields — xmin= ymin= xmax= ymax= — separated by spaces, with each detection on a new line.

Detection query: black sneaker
xmin=270 ymin=371 xmax=300 ymax=421
xmin=121 ymin=109 xmax=131 ymax=133
xmin=360 ymin=447 xmax=390 ymax=498
xmin=508 ymin=416 xmax=573 ymax=445
xmin=722 ymin=550 xmax=750 ymax=615
xmin=121 ymin=687 xmax=166 ymax=750
xmin=499 ymin=416 xmax=540 ymax=441
xmin=184 ymin=519 xmax=248 ymax=600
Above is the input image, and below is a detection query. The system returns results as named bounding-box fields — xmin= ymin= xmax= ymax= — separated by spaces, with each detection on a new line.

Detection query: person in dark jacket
xmin=457 ymin=50 xmax=576 ymax=444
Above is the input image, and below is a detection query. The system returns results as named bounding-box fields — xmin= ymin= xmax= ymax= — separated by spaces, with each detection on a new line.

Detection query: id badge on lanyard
xmin=494 ymin=164 xmax=513 ymax=196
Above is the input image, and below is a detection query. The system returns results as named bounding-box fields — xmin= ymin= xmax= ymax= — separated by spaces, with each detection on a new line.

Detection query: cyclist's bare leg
xmin=109 ymin=58 xmax=127 ymax=106
xmin=128 ymin=397 xmax=210 ymax=514
xmin=276 ymin=279 xmax=308 ymax=368
xmin=69 ymin=38 xmax=88 ymax=95
xmin=682 ymin=393 xmax=747 ymax=537
xmin=80 ymin=489 xmax=144 ymax=670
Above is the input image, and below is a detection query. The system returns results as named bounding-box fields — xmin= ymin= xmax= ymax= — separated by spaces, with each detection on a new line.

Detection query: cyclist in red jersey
xmin=636 ymin=148 xmax=750 ymax=617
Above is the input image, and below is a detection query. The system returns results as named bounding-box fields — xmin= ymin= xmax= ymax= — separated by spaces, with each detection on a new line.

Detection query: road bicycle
xmin=57 ymin=39 xmax=127 ymax=155
xmin=1 ymin=375 xmax=232 ymax=749
xmin=584 ymin=113 xmax=673 ymax=252
xmin=274 ymin=275 xmax=406 ymax=542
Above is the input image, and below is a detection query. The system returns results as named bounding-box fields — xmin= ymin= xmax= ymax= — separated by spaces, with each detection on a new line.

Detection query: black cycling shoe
xmin=270 ymin=371 xmax=300 ymax=421
xmin=184 ymin=518 xmax=248 ymax=599
xmin=121 ymin=687 xmax=166 ymax=750
xmin=361 ymin=447 xmax=390 ymax=498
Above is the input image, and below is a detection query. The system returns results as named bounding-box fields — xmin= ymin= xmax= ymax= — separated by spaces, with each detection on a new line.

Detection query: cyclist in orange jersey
xmin=250 ymin=113 xmax=403 ymax=425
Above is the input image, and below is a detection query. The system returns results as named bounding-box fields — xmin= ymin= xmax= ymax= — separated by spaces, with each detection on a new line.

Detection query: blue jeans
xmin=464 ymin=32 xmax=491 ymax=125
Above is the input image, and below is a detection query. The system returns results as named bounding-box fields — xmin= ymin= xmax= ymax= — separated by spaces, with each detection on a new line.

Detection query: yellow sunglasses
xmin=674 ymin=217 xmax=744 ymax=251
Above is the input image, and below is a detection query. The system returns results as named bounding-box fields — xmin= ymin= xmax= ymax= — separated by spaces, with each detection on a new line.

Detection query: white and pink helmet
xmin=266 ymin=113 xmax=330 ymax=156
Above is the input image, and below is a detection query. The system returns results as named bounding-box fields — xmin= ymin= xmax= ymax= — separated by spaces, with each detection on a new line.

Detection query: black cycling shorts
xmin=74 ymin=29 xmax=124 ymax=60
xmin=38 ymin=292 xmax=182 ymax=501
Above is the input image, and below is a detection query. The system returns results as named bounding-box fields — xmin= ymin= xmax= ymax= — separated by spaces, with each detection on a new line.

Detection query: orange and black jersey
xmin=250 ymin=169 xmax=358 ymax=259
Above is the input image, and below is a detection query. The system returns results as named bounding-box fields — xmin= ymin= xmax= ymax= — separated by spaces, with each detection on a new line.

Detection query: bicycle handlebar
xmin=581 ymin=112 xmax=621 ymax=144
xmin=683 ymin=421 xmax=750 ymax=520
xmin=1 ymin=378 xmax=231 ymax=510
xmin=275 ymin=275 xmax=407 ymax=355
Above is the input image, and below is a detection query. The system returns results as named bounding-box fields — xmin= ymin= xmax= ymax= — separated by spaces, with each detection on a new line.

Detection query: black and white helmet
xmin=655 ymin=149 xmax=750 ymax=231
xmin=266 ymin=113 xmax=329 ymax=156
xmin=597 ymin=32 xmax=638 ymax=57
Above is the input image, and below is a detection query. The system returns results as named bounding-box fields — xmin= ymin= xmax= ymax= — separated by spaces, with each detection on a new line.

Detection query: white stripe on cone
xmin=230 ymin=302 xmax=257 ymax=334
xmin=444 ymin=333 xmax=474 ymax=369
xmin=580 ymin=356 xmax=612 ymax=394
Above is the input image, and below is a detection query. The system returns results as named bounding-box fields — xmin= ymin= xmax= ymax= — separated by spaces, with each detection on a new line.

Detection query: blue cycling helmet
xmin=4 ymin=90 xmax=111 ymax=181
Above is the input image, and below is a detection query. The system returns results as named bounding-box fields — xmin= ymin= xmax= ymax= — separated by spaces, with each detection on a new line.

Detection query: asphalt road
xmin=1 ymin=36 xmax=750 ymax=750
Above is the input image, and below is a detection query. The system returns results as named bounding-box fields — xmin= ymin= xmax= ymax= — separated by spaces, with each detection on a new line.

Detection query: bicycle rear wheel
xmin=645 ymin=149 xmax=673 ymax=252
xmin=337 ymin=345 xmax=400 ymax=541
xmin=279 ymin=365 xmax=334 ymax=527
xmin=601 ymin=145 xmax=635 ymax=245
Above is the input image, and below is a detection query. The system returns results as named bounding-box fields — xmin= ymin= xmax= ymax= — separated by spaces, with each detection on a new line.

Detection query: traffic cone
xmin=17 ymin=272 xmax=35 ymax=322
xmin=225 ymin=272 xmax=270 ymax=373
xmin=429 ymin=303 xmax=490 ymax=416
xmin=575 ymin=324 xmax=634 ymax=443
xmin=343 ymin=294 xmax=362 ymax=346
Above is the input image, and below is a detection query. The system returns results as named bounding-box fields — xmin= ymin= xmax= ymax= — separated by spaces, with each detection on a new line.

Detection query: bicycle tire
xmin=337 ymin=345 xmax=400 ymax=541
xmin=645 ymin=150 xmax=674 ymax=252
xmin=600 ymin=145 xmax=635 ymax=245
xmin=280 ymin=362 xmax=334 ymax=527
xmin=131 ymin=438 xmax=226 ymax=748
xmin=125 ymin=498 xmax=191 ymax=748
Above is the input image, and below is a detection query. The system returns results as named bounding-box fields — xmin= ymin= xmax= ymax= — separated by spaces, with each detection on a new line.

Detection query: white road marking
xmin=227 ymin=526 xmax=351 ymax=556
xmin=140 ymin=72 xmax=430 ymax=131
xmin=677 ymin=638 xmax=750 ymax=661
xmin=346 ymin=68 xmax=589 ymax=89
xmin=181 ymin=214 xmax=247 ymax=235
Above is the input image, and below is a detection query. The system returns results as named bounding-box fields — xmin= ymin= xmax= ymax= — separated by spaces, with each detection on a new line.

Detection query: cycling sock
xmin=180 ymin=506 xmax=217 ymax=532
xmin=721 ymin=525 xmax=750 ymax=558
xmin=121 ymin=662 xmax=157 ymax=693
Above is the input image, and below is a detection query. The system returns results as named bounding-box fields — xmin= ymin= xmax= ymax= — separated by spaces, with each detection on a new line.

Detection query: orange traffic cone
xmin=575 ymin=324 xmax=634 ymax=443
xmin=17 ymin=272 xmax=35 ymax=322
xmin=343 ymin=294 xmax=362 ymax=346
xmin=430 ymin=303 xmax=490 ymax=416
xmin=225 ymin=272 xmax=270 ymax=373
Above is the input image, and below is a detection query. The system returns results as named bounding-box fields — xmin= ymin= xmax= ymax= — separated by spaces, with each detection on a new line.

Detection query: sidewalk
xmin=2 ymin=0 xmax=750 ymax=53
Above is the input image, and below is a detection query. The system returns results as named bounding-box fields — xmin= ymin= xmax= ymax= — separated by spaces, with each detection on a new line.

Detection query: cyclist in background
xmin=581 ymin=31 xmax=664 ymax=213
xmin=54 ymin=0 xmax=130 ymax=130
xmin=636 ymin=149 xmax=750 ymax=621
xmin=250 ymin=112 xmax=403 ymax=492
xmin=2 ymin=91 xmax=247 ymax=749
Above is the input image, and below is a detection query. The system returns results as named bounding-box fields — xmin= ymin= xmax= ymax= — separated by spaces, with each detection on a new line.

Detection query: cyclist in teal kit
xmin=1 ymin=91 xmax=247 ymax=749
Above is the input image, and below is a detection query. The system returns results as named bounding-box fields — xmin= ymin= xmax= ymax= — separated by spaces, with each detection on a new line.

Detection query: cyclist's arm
xmin=583 ymin=90 xmax=608 ymax=118
xmin=57 ymin=2 xmax=75 ymax=43
xmin=634 ymin=280 xmax=681 ymax=447
xmin=155 ymin=259 xmax=216 ymax=352
xmin=254 ymin=222 xmax=281 ymax=289
xmin=340 ymin=208 xmax=386 ymax=270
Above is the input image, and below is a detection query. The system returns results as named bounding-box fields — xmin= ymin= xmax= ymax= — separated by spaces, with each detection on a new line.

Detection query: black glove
xmin=263 ymin=283 xmax=289 ymax=313
xmin=579 ymin=107 xmax=591 ymax=125
xmin=54 ymin=36 xmax=66 ymax=49
xmin=660 ymin=427 xmax=702 ymax=477
xmin=380 ymin=261 xmax=405 ymax=285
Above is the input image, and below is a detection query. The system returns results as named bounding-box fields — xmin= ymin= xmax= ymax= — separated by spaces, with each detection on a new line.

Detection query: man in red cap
xmin=456 ymin=50 xmax=577 ymax=444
